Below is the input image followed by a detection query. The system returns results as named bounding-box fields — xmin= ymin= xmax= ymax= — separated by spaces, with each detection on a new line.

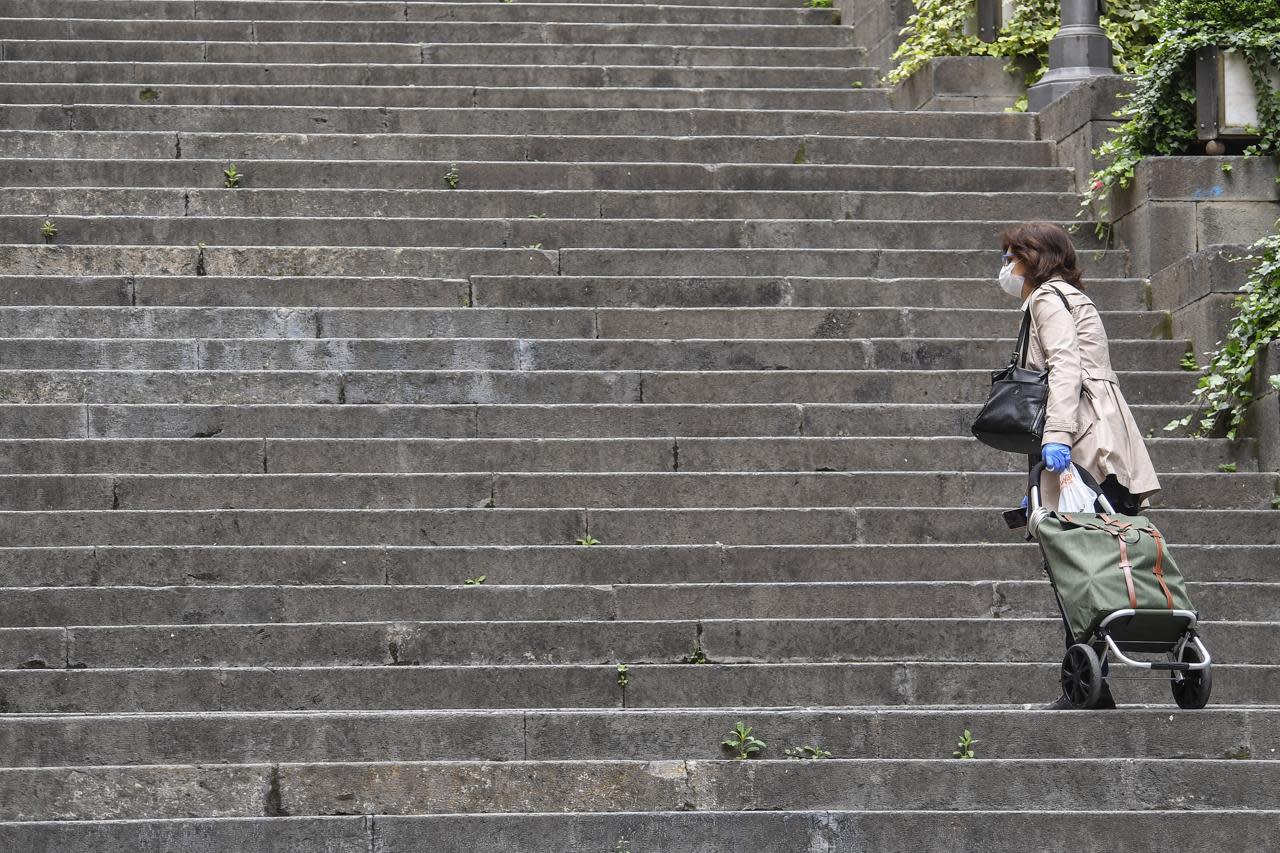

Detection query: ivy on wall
xmin=1081 ymin=0 xmax=1280 ymax=222
xmin=1168 ymin=232 xmax=1280 ymax=439
xmin=885 ymin=0 xmax=1158 ymax=94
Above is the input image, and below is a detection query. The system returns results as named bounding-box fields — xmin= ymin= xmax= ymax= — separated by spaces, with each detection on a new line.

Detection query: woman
xmin=998 ymin=222 xmax=1161 ymax=709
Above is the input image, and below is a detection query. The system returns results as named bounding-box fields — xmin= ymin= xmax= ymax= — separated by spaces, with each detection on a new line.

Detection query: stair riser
xmin=0 ymin=618 xmax=1262 ymax=668
xmin=0 ymin=812 xmax=1272 ymax=853
xmin=4 ymin=580 xmax=1274 ymax=627
xmin=0 ymin=40 xmax=867 ymax=66
xmin=0 ymin=338 xmax=1184 ymax=371
xmin=0 ymin=508 xmax=1269 ymax=546
xmin=2 ymin=707 xmax=1274 ymax=765
xmin=0 ymin=306 xmax=1163 ymax=340
xmin=0 ymin=20 xmax=859 ymax=47
xmin=1 ymin=471 xmax=1269 ymax=510
xmin=0 ymin=544 xmax=1268 ymax=586
xmin=468 ymin=276 xmax=1147 ymax=310
xmin=0 ymin=61 xmax=878 ymax=88
xmin=0 ymin=1 xmax=840 ymax=25
xmin=0 ymin=162 xmax=1071 ymax=193
xmin=0 ymin=131 xmax=1051 ymax=166
xmin=0 ymin=402 xmax=1196 ymax=439
xmin=0 ymin=274 xmax=1144 ymax=312
xmin=0 ymin=104 xmax=1035 ymax=140
xmin=0 ymin=368 xmax=1195 ymax=404
xmin=0 ymin=436 xmax=1239 ymax=474
xmin=7 ymin=190 xmax=1085 ymax=220
xmin=2 ymin=84 xmax=891 ymax=111
xmin=2 ymin=662 xmax=1276 ymax=712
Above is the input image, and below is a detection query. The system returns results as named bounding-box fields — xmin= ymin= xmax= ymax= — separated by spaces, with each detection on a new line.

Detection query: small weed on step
xmin=722 ymin=721 xmax=766 ymax=760
xmin=953 ymin=729 xmax=978 ymax=759
xmin=444 ymin=163 xmax=461 ymax=189
xmin=223 ymin=164 xmax=242 ymax=188
xmin=40 ymin=219 xmax=57 ymax=243
xmin=463 ymin=575 xmax=486 ymax=585
xmin=784 ymin=745 xmax=832 ymax=760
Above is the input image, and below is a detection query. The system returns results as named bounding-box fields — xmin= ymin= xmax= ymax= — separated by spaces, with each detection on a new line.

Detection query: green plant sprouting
xmin=223 ymin=164 xmax=241 ymax=188
xmin=616 ymin=663 xmax=630 ymax=689
xmin=464 ymin=575 xmax=487 ymax=585
xmin=576 ymin=535 xmax=601 ymax=546
xmin=721 ymin=721 xmax=766 ymax=760
xmin=784 ymin=745 xmax=833 ymax=759
xmin=953 ymin=729 xmax=978 ymax=759
xmin=40 ymin=219 xmax=57 ymax=243
xmin=444 ymin=163 xmax=461 ymax=189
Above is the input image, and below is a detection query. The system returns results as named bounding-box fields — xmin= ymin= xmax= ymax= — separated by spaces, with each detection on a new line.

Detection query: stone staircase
xmin=1 ymin=0 xmax=1279 ymax=849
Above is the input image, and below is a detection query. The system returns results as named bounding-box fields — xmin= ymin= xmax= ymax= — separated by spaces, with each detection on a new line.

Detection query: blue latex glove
xmin=1020 ymin=495 xmax=1029 ymax=510
xmin=1042 ymin=442 xmax=1072 ymax=473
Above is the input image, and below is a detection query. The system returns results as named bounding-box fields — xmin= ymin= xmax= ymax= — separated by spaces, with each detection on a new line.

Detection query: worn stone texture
xmin=0 ymin=0 xmax=1277 ymax=844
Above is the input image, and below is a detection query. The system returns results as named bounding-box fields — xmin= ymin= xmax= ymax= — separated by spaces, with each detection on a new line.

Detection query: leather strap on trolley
xmin=1139 ymin=524 xmax=1176 ymax=609
xmin=1062 ymin=512 xmax=1173 ymax=612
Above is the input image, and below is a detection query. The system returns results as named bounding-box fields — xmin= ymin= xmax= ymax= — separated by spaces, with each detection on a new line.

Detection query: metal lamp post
xmin=1026 ymin=0 xmax=1117 ymax=111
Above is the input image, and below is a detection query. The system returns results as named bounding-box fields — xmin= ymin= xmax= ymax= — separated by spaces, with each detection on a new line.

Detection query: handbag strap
xmin=1017 ymin=284 xmax=1073 ymax=368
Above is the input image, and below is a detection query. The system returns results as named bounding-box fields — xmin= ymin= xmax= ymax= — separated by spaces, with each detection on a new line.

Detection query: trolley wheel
xmin=1060 ymin=643 xmax=1104 ymax=709
xmin=1171 ymin=637 xmax=1212 ymax=710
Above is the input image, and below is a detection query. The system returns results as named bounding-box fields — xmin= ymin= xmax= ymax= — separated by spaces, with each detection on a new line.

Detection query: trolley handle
xmin=1027 ymin=460 xmax=1115 ymax=515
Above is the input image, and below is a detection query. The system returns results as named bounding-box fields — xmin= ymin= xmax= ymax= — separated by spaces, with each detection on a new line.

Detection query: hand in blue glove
xmin=1020 ymin=495 xmax=1029 ymax=510
xmin=1042 ymin=442 xmax=1072 ymax=473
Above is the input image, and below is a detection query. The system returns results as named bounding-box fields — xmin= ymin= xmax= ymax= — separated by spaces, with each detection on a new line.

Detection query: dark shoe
xmin=1043 ymin=694 xmax=1075 ymax=710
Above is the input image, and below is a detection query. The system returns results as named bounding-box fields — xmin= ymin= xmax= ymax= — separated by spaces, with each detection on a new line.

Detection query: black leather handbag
xmin=971 ymin=287 xmax=1070 ymax=454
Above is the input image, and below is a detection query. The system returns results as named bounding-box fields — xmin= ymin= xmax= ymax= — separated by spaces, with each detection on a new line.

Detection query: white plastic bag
xmin=1057 ymin=464 xmax=1099 ymax=514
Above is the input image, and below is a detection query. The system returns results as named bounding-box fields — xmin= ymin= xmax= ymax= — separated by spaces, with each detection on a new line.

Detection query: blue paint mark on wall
xmin=1190 ymin=185 xmax=1226 ymax=199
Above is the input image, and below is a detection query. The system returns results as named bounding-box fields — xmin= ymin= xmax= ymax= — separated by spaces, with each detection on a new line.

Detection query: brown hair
xmin=1000 ymin=221 xmax=1084 ymax=288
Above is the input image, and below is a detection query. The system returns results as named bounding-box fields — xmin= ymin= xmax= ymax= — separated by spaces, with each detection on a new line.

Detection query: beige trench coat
xmin=1024 ymin=278 xmax=1161 ymax=502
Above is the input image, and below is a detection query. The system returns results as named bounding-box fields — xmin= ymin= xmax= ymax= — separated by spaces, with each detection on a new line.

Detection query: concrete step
xmin=4 ymin=617 xmax=1265 ymax=668
xmin=0 ymin=130 xmax=1053 ymax=166
xmin=4 ymin=579 xmax=1276 ymax=627
xmin=0 ymin=811 xmax=1273 ymax=853
xmin=0 ymin=661 xmax=1276 ymax=711
xmin=7 ymin=188 xmax=1086 ymax=221
xmin=0 ymin=82 xmax=892 ymax=110
xmin=1 ymin=39 xmax=868 ymax=67
xmin=556 ymin=247 xmax=1131 ymax=278
xmin=0 ymin=336 xmax=1188 ymax=372
xmin=0 ymin=436 xmax=1244 ymax=474
xmin=0 ymin=18 xmax=859 ymax=47
xmin=1 ymin=543 xmax=1269 ymax=586
xmin=0 ymin=217 xmax=1106 ymax=253
xmin=0 ymin=160 xmax=1073 ymax=192
xmin=0 ymin=402 xmax=1192 ymax=440
xmin=0 ymin=61 xmax=883 ymax=89
xmin=0 ymin=103 xmax=1035 ymax=139
xmin=3 ymin=707 xmax=1276 ymax=766
xmin=0 ymin=368 xmax=1195 ymax=405
xmin=4 ymin=758 xmax=1280 ymax=820
xmin=0 ymin=507 xmax=1271 ymax=547
xmin=0 ymin=306 xmax=1166 ymax=340
xmin=0 ymin=275 xmax=474 ymax=307
xmin=0 ymin=274 xmax=1145 ymax=311
xmin=1 ymin=244 xmax=1136 ymax=278
xmin=0 ymin=1 xmax=843 ymax=26
xmin=3 ymin=470 xmax=1271 ymax=511
xmin=467 ymin=275 xmax=1148 ymax=310
xmin=0 ymin=244 xmax=562 ymax=278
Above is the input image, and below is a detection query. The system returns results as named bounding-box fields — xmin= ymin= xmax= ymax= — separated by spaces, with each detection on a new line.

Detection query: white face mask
xmin=998 ymin=261 xmax=1025 ymax=298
